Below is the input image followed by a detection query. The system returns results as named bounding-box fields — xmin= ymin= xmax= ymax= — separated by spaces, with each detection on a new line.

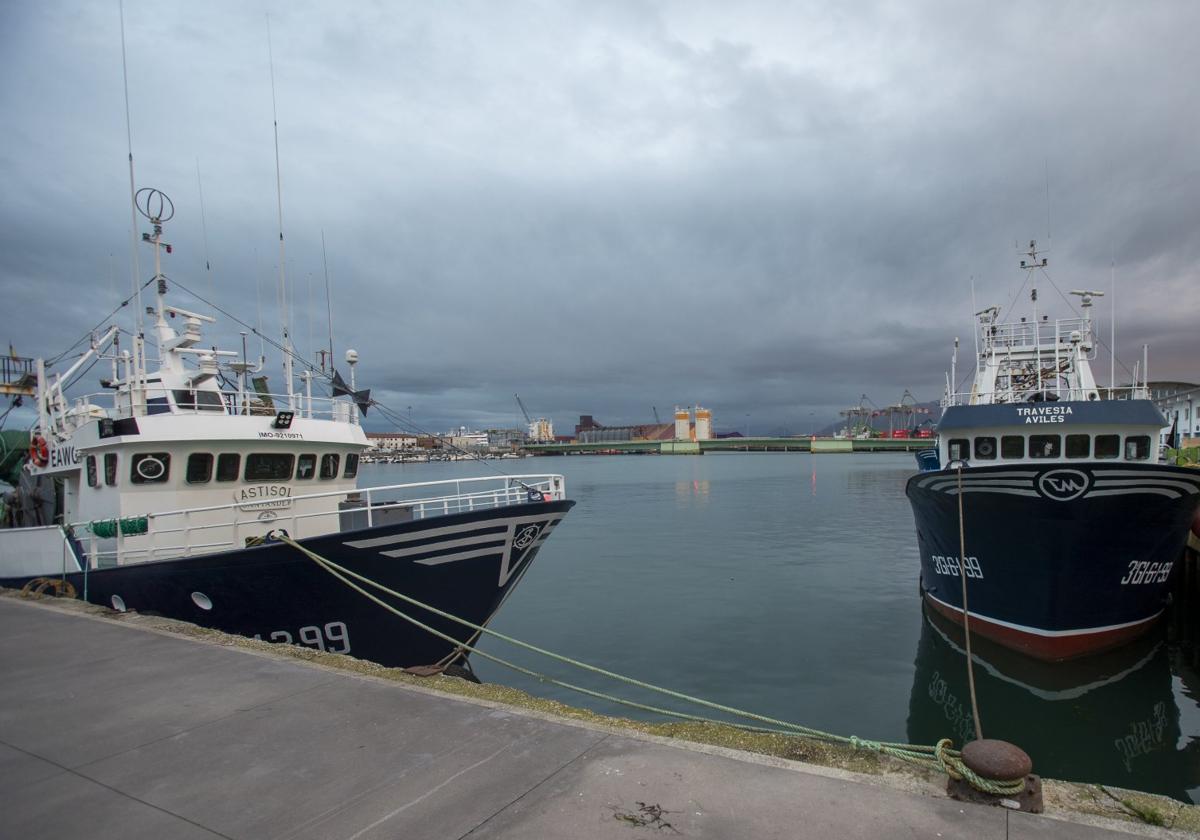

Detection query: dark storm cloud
xmin=1 ymin=1 xmax=1197 ymax=436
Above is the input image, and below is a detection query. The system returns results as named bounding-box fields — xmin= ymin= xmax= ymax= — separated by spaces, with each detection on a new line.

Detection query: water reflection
xmin=674 ymin=479 xmax=711 ymax=505
xmin=907 ymin=605 xmax=1200 ymax=802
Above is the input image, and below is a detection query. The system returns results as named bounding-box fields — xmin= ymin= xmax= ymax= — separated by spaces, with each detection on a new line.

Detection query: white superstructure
xmin=8 ymin=190 xmax=565 ymax=574
xmin=948 ymin=241 xmax=1147 ymax=408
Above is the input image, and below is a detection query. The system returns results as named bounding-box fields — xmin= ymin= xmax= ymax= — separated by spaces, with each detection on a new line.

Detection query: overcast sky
xmin=2 ymin=1 xmax=1197 ymax=436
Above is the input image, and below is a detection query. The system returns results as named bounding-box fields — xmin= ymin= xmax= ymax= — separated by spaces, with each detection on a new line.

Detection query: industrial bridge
xmin=524 ymin=437 xmax=933 ymax=455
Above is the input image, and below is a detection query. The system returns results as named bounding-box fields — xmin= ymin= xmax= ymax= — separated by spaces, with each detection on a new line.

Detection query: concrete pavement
xmin=0 ymin=596 xmax=1162 ymax=839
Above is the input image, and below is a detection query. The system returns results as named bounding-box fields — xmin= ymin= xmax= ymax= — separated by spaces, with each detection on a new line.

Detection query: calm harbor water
xmin=361 ymin=452 xmax=1200 ymax=803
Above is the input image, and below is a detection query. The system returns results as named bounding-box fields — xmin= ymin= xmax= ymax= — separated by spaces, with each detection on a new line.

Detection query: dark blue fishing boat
xmin=906 ymin=242 xmax=1200 ymax=660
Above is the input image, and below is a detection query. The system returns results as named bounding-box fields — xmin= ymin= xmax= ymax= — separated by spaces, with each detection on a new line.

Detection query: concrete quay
xmin=0 ymin=595 xmax=1182 ymax=839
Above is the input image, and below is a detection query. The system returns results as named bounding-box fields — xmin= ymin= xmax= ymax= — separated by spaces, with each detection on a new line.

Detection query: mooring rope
xmin=955 ymin=464 xmax=985 ymax=742
xmin=271 ymin=533 xmax=1024 ymax=794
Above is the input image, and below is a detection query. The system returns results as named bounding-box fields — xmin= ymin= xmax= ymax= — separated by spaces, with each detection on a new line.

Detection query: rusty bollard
xmin=947 ymin=739 xmax=1043 ymax=813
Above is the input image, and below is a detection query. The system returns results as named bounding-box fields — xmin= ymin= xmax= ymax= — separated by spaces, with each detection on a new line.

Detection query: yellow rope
xmin=273 ymin=532 xmax=1026 ymax=794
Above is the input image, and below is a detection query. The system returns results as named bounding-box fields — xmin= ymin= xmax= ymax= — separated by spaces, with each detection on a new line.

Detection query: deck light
xmin=273 ymin=411 xmax=294 ymax=429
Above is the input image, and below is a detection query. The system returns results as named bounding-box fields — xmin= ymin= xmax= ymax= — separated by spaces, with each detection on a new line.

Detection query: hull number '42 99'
xmin=931 ymin=554 xmax=984 ymax=579
xmin=254 ymin=621 xmax=350 ymax=653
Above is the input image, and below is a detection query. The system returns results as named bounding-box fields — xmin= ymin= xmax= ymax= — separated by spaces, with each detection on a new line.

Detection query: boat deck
xmin=0 ymin=595 xmax=1149 ymax=839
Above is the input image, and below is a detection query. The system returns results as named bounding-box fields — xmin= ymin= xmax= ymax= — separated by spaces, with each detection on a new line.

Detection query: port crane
xmin=514 ymin=393 xmax=532 ymax=426
xmin=515 ymin=394 xmax=553 ymax=443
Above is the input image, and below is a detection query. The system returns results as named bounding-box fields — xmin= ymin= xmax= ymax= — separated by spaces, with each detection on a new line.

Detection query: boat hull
xmin=906 ymin=463 xmax=1200 ymax=661
xmin=1 ymin=500 xmax=573 ymax=669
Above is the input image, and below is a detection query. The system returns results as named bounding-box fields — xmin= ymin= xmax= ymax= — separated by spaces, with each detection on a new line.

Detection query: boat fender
xmin=29 ymin=435 xmax=49 ymax=468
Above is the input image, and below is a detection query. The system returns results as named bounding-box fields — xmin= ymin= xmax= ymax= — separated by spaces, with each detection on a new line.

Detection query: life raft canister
xmin=29 ymin=435 xmax=49 ymax=468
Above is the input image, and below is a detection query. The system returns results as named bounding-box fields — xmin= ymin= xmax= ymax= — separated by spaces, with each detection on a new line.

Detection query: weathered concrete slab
xmin=0 ymin=605 xmax=336 ymax=768
xmin=1008 ymin=810 xmax=1154 ymax=839
xmin=2 ymin=769 xmax=225 ymax=839
xmin=0 ymin=742 xmax=65 ymax=794
xmin=83 ymin=685 xmax=608 ymax=839
xmin=0 ymin=597 xmax=1153 ymax=839
xmin=465 ymin=734 xmax=1007 ymax=839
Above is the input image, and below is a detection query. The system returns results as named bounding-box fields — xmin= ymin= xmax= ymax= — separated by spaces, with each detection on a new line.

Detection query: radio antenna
xmin=118 ymin=0 xmax=143 ymax=339
xmin=266 ymin=14 xmax=294 ymax=409
xmin=1110 ymin=255 xmax=1116 ymax=397
xmin=322 ymin=229 xmax=335 ymax=372
xmin=195 ymin=158 xmax=214 ymax=316
xmin=1044 ymin=158 xmax=1051 ymax=245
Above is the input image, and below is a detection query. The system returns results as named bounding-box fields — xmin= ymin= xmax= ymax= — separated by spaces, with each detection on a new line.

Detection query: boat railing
xmin=63 ymin=390 xmax=359 ymax=425
xmin=71 ymin=474 xmax=566 ymax=568
xmin=222 ymin=391 xmax=360 ymax=424
xmin=944 ymin=384 xmax=1151 ymax=407
xmin=980 ymin=316 xmax=1092 ymax=351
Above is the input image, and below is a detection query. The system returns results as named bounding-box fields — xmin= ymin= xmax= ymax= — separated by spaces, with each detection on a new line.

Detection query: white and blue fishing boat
xmin=906 ymin=242 xmax=1200 ymax=660
xmin=0 ymin=190 xmax=573 ymax=670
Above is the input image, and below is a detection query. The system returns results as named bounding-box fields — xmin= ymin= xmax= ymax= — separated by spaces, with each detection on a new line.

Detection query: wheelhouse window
xmin=1065 ymin=434 xmax=1090 ymax=459
xmin=131 ymin=452 xmax=171 ymax=484
xmin=296 ymin=453 xmax=317 ymax=480
xmin=86 ymin=455 xmax=99 ymax=488
xmin=216 ymin=453 xmax=240 ymax=482
xmin=186 ymin=453 xmax=214 ymax=484
xmin=947 ymin=439 xmax=969 ymax=461
xmin=1001 ymin=435 xmax=1025 ymax=459
xmin=1094 ymin=435 xmax=1120 ymax=459
xmin=173 ymin=389 xmax=226 ymax=412
xmin=245 ymin=453 xmax=295 ymax=481
xmin=319 ymin=453 xmax=341 ymax=479
xmin=104 ymin=453 xmax=118 ymax=486
xmin=344 ymin=453 xmax=360 ymax=479
xmin=973 ymin=437 xmax=997 ymax=460
xmin=1125 ymin=435 xmax=1151 ymax=460
xmin=1029 ymin=434 xmax=1061 ymax=459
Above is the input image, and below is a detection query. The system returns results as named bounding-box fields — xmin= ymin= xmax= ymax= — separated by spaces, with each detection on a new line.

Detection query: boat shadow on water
xmin=906 ymin=604 xmax=1200 ymax=803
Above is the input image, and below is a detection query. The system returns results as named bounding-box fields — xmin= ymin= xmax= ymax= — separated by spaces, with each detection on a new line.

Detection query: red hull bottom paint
xmin=922 ymin=594 xmax=1161 ymax=662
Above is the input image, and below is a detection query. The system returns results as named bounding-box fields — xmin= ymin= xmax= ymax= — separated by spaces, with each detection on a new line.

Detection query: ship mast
xmin=1019 ymin=240 xmax=1047 ymax=394
xmin=267 ymin=15 xmax=295 ymax=410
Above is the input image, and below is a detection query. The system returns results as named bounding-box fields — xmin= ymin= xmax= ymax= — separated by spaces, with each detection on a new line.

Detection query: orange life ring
xmin=29 ymin=435 xmax=49 ymax=468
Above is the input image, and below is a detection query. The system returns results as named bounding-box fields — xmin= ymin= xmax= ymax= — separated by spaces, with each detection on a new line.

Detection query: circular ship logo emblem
xmin=1037 ymin=469 xmax=1091 ymax=501
xmin=513 ymin=524 xmax=542 ymax=551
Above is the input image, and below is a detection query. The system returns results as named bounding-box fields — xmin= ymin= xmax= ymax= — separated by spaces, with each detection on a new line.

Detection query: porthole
xmin=973 ymin=437 xmax=996 ymax=460
xmin=111 ymin=594 xmax=127 ymax=612
xmin=191 ymin=591 xmax=213 ymax=611
xmin=131 ymin=452 xmax=171 ymax=484
xmin=137 ymin=456 xmax=165 ymax=479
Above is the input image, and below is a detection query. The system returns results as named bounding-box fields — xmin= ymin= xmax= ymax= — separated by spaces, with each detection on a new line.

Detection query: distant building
xmin=448 ymin=429 xmax=489 ymax=450
xmin=573 ymin=409 xmax=707 ymax=444
xmin=527 ymin=417 xmax=554 ymax=442
xmin=1150 ymin=381 xmax=1199 ymax=446
xmin=487 ymin=428 xmax=527 ymax=448
xmin=365 ymin=431 xmax=418 ymax=451
xmin=674 ymin=407 xmax=690 ymax=440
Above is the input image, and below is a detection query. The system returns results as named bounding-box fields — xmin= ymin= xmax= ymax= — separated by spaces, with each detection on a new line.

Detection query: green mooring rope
xmin=87 ymin=516 xmax=149 ymax=538
xmin=273 ymin=533 xmax=1025 ymax=796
